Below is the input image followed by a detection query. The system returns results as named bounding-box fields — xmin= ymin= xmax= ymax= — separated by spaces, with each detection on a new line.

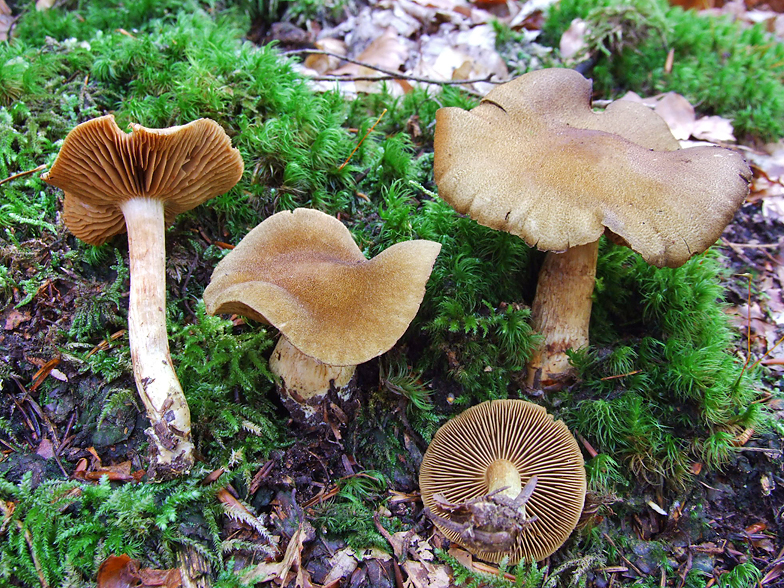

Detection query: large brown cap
xmin=420 ymin=399 xmax=586 ymax=563
xmin=203 ymin=208 xmax=441 ymax=366
xmin=434 ymin=68 xmax=751 ymax=268
xmin=43 ymin=115 xmax=244 ymax=245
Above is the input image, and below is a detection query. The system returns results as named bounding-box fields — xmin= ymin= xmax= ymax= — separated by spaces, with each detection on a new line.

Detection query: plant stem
xmin=526 ymin=240 xmax=599 ymax=389
xmin=485 ymin=459 xmax=522 ymax=499
xmin=121 ymin=197 xmax=194 ymax=479
xmin=269 ymin=336 xmax=354 ymax=423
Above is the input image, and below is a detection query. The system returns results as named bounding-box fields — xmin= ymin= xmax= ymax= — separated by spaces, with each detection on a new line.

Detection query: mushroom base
xmin=269 ymin=337 xmax=355 ymax=424
xmin=526 ymin=241 xmax=599 ymax=390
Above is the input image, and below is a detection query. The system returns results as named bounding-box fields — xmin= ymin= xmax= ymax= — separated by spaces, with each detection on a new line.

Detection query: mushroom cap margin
xmin=43 ymin=114 xmax=244 ymax=245
xmin=203 ymin=208 xmax=442 ymax=366
xmin=434 ymin=68 xmax=751 ymax=268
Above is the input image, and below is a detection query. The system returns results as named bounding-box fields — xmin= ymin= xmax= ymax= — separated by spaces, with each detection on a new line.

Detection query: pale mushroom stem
xmin=120 ymin=197 xmax=194 ymax=478
xmin=486 ymin=459 xmax=522 ymax=500
xmin=268 ymin=336 xmax=355 ymax=421
xmin=526 ymin=240 xmax=599 ymax=388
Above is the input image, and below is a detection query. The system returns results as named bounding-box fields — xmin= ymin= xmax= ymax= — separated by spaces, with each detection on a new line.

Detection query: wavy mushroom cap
xmin=434 ymin=68 xmax=751 ymax=268
xmin=420 ymin=399 xmax=586 ymax=563
xmin=43 ymin=115 xmax=244 ymax=245
xmin=203 ymin=208 xmax=442 ymax=366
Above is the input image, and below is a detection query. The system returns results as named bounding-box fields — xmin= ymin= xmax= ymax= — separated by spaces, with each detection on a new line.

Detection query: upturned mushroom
xmin=43 ymin=115 xmax=244 ymax=479
xmin=202 ymin=208 xmax=441 ymax=423
xmin=433 ymin=68 xmax=751 ymax=389
xmin=420 ymin=399 xmax=586 ymax=563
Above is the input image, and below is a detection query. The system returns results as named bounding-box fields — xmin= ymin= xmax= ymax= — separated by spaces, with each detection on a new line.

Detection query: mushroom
xmin=419 ymin=399 xmax=586 ymax=563
xmin=202 ymin=208 xmax=441 ymax=422
xmin=42 ymin=115 xmax=244 ymax=479
xmin=433 ymin=68 xmax=751 ymax=389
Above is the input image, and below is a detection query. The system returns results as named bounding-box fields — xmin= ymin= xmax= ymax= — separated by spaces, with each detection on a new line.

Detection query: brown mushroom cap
xmin=43 ymin=115 xmax=244 ymax=245
xmin=203 ymin=208 xmax=441 ymax=366
xmin=420 ymin=399 xmax=586 ymax=563
xmin=434 ymin=68 xmax=751 ymax=268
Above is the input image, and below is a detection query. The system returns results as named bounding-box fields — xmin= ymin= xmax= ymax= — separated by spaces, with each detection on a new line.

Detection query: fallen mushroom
xmin=202 ymin=208 xmax=441 ymax=423
xmin=43 ymin=115 xmax=244 ymax=479
xmin=434 ymin=68 xmax=751 ymax=389
xmin=420 ymin=399 xmax=586 ymax=563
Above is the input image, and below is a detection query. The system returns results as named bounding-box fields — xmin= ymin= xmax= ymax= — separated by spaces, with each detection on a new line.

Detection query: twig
xmin=373 ymin=512 xmax=406 ymax=588
xmin=721 ymin=241 xmax=782 ymax=249
xmin=283 ymin=48 xmax=501 ymax=87
xmin=602 ymin=533 xmax=644 ymax=577
xmin=0 ymin=164 xmax=47 ymax=186
xmin=600 ymin=369 xmax=642 ymax=381
xmin=339 ymin=108 xmax=386 ymax=170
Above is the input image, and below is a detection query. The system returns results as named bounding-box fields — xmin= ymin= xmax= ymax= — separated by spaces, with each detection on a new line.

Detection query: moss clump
xmin=542 ymin=0 xmax=784 ymax=141
xmin=565 ymin=243 xmax=761 ymax=485
xmin=0 ymin=472 xmax=239 ymax=586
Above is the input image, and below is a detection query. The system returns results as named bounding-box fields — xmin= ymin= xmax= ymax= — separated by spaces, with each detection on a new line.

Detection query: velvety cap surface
xmin=203 ymin=208 xmax=441 ymax=366
xmin=420 ymin=399 xmax=586 ymax=563
xmin=43 ymin=115 xmax=244 ymax=245
xmin=434 ymin=68 xmax=751 ymax=268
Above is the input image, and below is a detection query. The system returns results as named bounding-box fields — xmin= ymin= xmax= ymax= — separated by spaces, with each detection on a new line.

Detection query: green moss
xmin=543 ymin=0 xmax=784 ymax=140
xmin=0 ymin=472 xmax=238 ymax=587
xmin=565 ymin=242 xmax=762 ymax=483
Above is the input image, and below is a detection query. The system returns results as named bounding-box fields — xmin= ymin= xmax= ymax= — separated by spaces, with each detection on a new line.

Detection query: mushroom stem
xmin=526 ymin=240 xmax=599 ymax=389
xmin=121 ymin=197 xmax=194 ymax=479
xmin=269 ymin=336 xmax=355 ymax=421
xmin=486 ymin=459 xmax=522 ymax=500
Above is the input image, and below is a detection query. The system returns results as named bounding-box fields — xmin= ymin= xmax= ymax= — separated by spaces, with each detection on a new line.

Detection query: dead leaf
xmin=402 ymin=560 xmax=451 ymax=588
xmin=3 ymin=309 xmax=31 ymax=331
xmin=560 ymin=18 xmax=588 ymax=62
xmin=78 ymin=461 xmax=144 ymax=483
xmin=322 ymin=548 xmax=359 ymax=586
xmin=329 ymin=27 xmax=410 ymax=94
xmin=0 ymin=0 xmax=14 ymax=41
xmin=36 ymin=438 xmax=55 ymax=459
xmin=746 ymin=522 xmax=768 ymax=534
xmin=304 ymin=38 xmax=347 ymax=75
xmin=691 ymin=115 xmax=736 ymax=142
xmin=29 ymin=357 xmax=61 ymax=392
xmin=97 ymin=554 xmax=182 ymax=588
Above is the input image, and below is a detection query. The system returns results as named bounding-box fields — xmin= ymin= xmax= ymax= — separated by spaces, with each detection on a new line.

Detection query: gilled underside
xmin=46 ymin=115 xmax=245 ymax=245
xmin=420 ymin=399 xmax=586 ymax=563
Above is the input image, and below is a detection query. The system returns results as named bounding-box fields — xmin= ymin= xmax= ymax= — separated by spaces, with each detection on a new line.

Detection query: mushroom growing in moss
xmin=420 ymin=399 xmax=586 ymax=563
xmin=43 ymin=115 xmax=244 ymax=479
xmin=434 ymin=68 xmax=751 ymax=389
xmin=202 ymin=208 xmax=441 ymax=423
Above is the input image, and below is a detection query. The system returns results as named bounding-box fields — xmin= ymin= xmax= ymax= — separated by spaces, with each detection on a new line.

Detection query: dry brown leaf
xmin=619 ymin=91 xmax=736 ymax=142
xmin=36 ymin=438 xmax=55 ymax=459
xmin=652 ymin=92 xmax=696 ymax=141
xmin=304 ymin=38 xmax=347 ymax=74
xmin=330 ymin=26 xmax=409 ymax=75
xmin=322 ymin=548 xmax=359 ymax=585
xmin=402 ymin=560 xmax=452 ymax=588
xmin=3 ymin=309 xmax=31 ymax=331
xmin=559 ymin=18 xmax=588 ymax=62
xmin=81 ymin=461 xmax=144 ymax=483
xmin=691 ymin=115 xmax=736 ymax=142
xmin=0 ymin=0 xmax=13 ymax=43
xmin=97 ymin=554 xmax=182 ymax=588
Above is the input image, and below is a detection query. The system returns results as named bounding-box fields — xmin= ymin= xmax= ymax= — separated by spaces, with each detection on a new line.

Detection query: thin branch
xmin=339 ymin=108 xmax=386 ymax=170
xmin=282 ymin=48 xmax=502 ymax=87
xmin=0 ymin=164 xmax=47 ymax=186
